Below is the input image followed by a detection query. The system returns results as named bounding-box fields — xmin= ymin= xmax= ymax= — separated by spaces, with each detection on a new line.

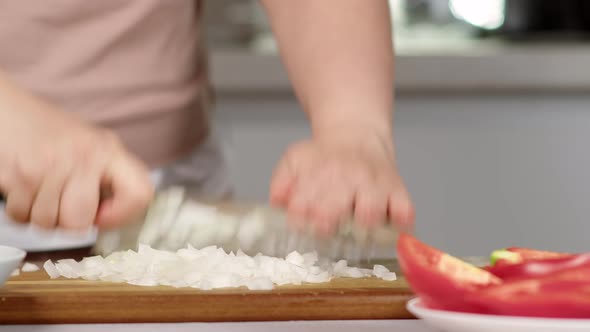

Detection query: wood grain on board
xmin=0 ymin=267 xmax=415 ymax=324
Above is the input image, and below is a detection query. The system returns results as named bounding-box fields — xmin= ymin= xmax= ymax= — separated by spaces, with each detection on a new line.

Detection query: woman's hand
xmin=0 ymin=74 xmax=153 ymax=231
xmin=270 ymin=126 xmax=414 ymax=235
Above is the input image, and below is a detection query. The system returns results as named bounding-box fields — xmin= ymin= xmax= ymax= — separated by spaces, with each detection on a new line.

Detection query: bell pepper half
xmin=397 ymin=233 xmax=501 ymax=312
xmin=490 ymin=247 xmax=572 ymax=266
xmin=466 ymin=266 xmax=590 ymax=318
xmin=486 ymin=253 xmax=590 ymax=281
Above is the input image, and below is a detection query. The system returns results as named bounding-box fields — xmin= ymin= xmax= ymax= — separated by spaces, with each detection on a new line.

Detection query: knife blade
xmin=93 ymin=186 xmax=399 ymax=262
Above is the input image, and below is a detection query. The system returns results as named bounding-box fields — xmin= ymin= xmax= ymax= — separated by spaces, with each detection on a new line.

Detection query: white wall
xmin=213 ymin=92 xmax=590 ymax=257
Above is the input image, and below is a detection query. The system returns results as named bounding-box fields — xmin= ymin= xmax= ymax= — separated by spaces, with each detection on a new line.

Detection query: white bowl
xmin=407 ymin=297 xmax=590 ymax=332
xmin=0 ymin=245 xmax=26 ymax=286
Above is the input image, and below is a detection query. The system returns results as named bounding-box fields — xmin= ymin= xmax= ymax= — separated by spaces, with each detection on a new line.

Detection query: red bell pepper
xmin=490 ymin=247 xmax=572 ymax=266
xmin=397 ymin=233 xmax=501 ymax=312
xmin=486 ymin=253 xmax=590 ymax=281
xmin=507 ymin=247 xmax=571 ymax=260
xmin=467 ymin=266 xmax=590 ymax=318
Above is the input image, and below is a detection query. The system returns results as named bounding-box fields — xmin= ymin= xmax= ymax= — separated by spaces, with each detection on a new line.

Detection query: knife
xmin=92 ymin=186 xmax=400 ymax=263
xmin=0 ymin=186 xmax=398 ymax=262
xmin=1 ymin=187 xmax=400 ymax=262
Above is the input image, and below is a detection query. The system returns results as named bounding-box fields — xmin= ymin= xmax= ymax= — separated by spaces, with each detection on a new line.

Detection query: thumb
xmin=95 ymin=154 xmax=154 ymax=229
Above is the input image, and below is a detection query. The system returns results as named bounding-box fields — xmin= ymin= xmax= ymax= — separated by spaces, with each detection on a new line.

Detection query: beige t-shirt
xmin=0 ymin=0 xmax=210 ymax=167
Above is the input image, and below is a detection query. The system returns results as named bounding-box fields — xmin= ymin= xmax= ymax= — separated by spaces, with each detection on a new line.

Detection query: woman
xmin=0 ymin=0 xmax=414 ymax=250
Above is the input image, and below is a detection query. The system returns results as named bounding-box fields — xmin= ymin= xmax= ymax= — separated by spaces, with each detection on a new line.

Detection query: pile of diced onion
xmin=43 ymin=244 xmax=396 ymax=290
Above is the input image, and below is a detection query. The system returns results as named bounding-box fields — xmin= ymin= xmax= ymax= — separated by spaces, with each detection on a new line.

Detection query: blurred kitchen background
xmin=204 ymin=0 xmax=590 ymax=257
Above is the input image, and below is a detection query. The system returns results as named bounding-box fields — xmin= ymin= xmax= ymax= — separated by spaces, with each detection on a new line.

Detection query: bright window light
xmin=449 ymin=0 xmax=505 ymax=30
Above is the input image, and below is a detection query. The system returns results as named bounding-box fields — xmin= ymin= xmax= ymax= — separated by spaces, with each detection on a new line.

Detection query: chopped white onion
xmin=43 ymin=260 xmax=60 ymax=279
xmin=10 ymin=269 xmax=19 ymax=277
xmin=373 ymin=264 xmax=397 ymax=281
xmin=43 ymin=245 xmax=397 ymax=289
xmin=21 ymin=262 xmax=40 ymax=272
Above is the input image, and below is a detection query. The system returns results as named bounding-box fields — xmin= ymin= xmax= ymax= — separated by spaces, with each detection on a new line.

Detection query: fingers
xmin=285 ymin=170 xmax=355 ymax=236
xmin=307 ymin=184 xmax=354 ymax=236
xmin=59 ymin=160 xmax=101 ymax=231
xmin=388 ymin=187 xmax=416 ymax=233
xmin=5 ymin=189 xmax=35 ymax=223
xmin=10 ymin=156 xmax=102 ymax=231
xmin=95 ymin=154 xmax=154 ymax=229
xmin=354 ymin=186 xmax=388 ymax=228
xmin=286 ymin=176 xmax=354 ymax=237
xmin=280 ymin=167 xmax=414 ymax=236
xmin=29 ymin=162 xmax=71 ymax=229
xmin=4 ymin=159 xmax=43 ymax=223
xmin=269 ymin=156 xmax=295 ymax=207
xmin=3 ymin=134 xmax=153 ymax=232
xmin=286 ymin=189 xmax=311 ymax=231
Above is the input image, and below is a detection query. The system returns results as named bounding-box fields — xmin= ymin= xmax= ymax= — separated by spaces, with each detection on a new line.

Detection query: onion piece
xmin=43 ymin=260 xmax=60 ymax=279
xmin=21 ymin=262 xmax=40 ymax=272
xmin=373 ymin=264 xmax=397 ymax=281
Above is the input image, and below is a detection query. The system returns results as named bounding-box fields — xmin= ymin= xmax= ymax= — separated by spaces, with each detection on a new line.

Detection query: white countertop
xmin=210 ymin=40 xmax=590 ymax=93
xmin=0 ymin=320 xmax=434 ymax=332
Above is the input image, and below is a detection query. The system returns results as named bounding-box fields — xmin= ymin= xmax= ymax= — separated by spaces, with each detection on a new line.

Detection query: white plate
xmin=407 ymin=297 xmax=590 ymax=332
xmin=0 ymin=245 xmax=26 ymax=286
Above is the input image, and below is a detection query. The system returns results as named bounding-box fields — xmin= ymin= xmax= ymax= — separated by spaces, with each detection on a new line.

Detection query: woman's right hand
xmin=0 ymin=74 xmax=154 ymax=232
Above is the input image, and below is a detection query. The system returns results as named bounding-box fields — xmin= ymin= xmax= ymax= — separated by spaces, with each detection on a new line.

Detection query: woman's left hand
xmin=269 ymin=129 xmax=415 ymax=236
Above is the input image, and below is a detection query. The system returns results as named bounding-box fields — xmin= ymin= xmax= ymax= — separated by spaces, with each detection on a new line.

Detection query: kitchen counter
xmin=0 ymin=320 xmax=434 ymax=332
xmin=210 ymin=41 xmax=590 ymax=94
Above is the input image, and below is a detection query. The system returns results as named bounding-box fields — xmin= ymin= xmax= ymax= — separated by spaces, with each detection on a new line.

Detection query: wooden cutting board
xmin=0 ymin=261 xmax=415 ymax=324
